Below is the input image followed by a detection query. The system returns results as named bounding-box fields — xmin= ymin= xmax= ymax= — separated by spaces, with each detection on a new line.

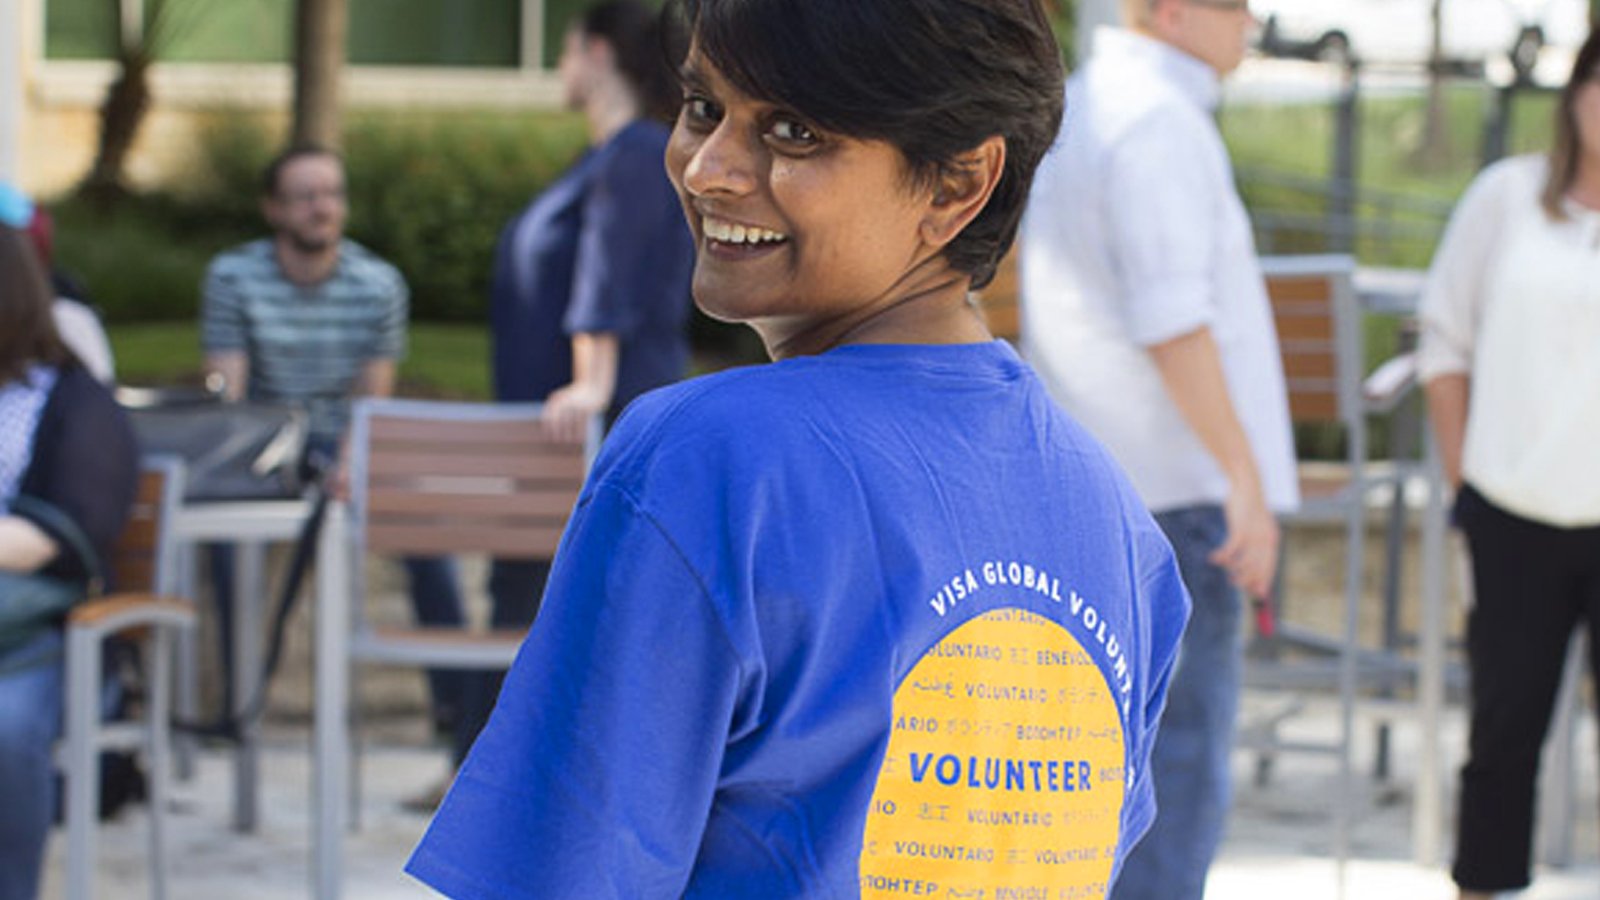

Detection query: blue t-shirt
xmin=489 ymin=119 xmax=695 ymax=419
xmin=408 ymin=341 xmax=1189 ymax=899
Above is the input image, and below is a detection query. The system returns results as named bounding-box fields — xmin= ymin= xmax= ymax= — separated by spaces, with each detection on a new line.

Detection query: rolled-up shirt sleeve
xmin=564 ymin=141 xmax=668 ymax=340
xmin=199 ymin=259 xmax=248 ymax=354
xmin=373 ymin=267 xmax=409 ymax=360
xmin=1416 ymin=162 xmax=1515 ymax=382
xmin=1104 ymin=114 xmax=1218 ymax=346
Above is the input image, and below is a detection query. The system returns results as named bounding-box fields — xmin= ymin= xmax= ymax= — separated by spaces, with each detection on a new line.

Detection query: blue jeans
xmin=447 ymin=560 xmax=550 ymax=764
xmin=0 ymin=630 xmax=64 ymax=900
xmin=402 ymin=556 xmax=471 ymax=735
xmin=1112 ymin=505 xmax=1240 ymax=900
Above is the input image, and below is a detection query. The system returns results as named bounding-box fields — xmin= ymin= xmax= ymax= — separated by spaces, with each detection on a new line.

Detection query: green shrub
xmin=49 ymin=108 xmax=589 ymax=323
xmin=193 ymin=110 xmax=590 ymax=322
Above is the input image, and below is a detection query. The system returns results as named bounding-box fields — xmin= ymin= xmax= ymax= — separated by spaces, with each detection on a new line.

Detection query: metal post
xmin=233 ymin=541 xmax=264 ymax=832
xmin=0 ymin=0 xmax=25 ymax=182
xmin=519 ymin=0 xmax=545 ymax=69
xmin=1412 ymin=431 xmax=1447 ymax=864
xmin=1330 ymin=61 xmax=1361 ymax=254
xmin=1480 ymin=83 xmax=1514 ymax=167
xmin=65 ymin=626 xmax=103 ymax=900
xmin=313 ymin=503 xmax=350 ymax=899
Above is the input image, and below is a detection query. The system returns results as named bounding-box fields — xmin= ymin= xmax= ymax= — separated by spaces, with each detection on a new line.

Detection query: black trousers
xmin=1452 ymin=484 xmax=1600 ymax=892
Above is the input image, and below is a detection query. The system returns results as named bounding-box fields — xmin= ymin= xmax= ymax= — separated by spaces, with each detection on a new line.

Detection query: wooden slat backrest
xmin=1267 ymin=273 xmax=1343 ymax=426
xmin=974 ymin=246 xmax=1021 ymax=342
xmin=109 ymin=467 xmax=170 ymax=593
xmin=359 ymin=409 xmax=587 ymax=560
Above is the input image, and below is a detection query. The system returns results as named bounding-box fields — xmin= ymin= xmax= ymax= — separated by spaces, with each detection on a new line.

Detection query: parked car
xmin=1255 ymin=0 xmax=1591 ymax=80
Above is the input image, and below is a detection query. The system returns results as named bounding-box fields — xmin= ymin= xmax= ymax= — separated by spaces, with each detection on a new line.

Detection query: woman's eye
xmin=682 ymin=95 xmax=721 ymax=126
xmin=770 ymin=118 xmax=818 ymax=146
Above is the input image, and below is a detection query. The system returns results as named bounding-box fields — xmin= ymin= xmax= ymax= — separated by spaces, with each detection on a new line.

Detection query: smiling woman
xmin=405 ymin=3 xmax=1192 ymax=899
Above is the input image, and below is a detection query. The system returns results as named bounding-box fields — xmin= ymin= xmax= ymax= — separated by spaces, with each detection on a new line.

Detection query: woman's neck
xmin=761 ymin=261 xmax=992 ymax=361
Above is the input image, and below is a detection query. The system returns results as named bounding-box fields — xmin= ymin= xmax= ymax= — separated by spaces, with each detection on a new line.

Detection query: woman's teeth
xmin=703 ymin=217 xmax=788 ymax=245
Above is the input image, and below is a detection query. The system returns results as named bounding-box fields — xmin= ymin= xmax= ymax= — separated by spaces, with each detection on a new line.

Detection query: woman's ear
xmin=920 ymin=135 xmax=1006 ymax=248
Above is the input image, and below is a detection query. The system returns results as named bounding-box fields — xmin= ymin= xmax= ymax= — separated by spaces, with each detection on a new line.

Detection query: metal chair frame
xmin=59 ymin=455 xmax=195 ymax=900
xmin=1244 ymin=254 xmax=1433 ymax=873
xmin=341 ymin=398 xmax=598 ymax=813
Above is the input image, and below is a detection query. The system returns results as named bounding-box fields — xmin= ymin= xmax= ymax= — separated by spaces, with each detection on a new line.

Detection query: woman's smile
xmin=697 ymin=212 xmax=790 ymax=262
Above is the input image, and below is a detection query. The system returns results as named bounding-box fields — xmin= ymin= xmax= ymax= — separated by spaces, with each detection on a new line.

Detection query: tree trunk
xmin=79 ymin=0 xmax=155 ymax=204
xmin=292 ymin=0 xmax=348 ymax=150
xmin=1415 ymin=0 xmax=1451 ymax=167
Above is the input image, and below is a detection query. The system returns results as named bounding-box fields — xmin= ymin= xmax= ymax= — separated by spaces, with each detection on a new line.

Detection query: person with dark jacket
xmin=0 ymin=224 xmax=138 ymax=900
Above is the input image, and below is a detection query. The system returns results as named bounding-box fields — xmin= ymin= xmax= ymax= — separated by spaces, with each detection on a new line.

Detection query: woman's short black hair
xmin=664 ymin=0 xmax=1065 ymax=289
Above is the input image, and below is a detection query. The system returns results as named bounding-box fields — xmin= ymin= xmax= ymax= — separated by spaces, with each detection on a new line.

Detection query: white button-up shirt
xmin=1418 ymin=154 xmax=1600 ymax=527
xmin=1021 ymin=27 xmax=1299 ymax=514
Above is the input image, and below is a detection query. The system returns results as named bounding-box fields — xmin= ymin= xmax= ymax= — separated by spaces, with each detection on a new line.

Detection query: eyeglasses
xmin=277 ymin=186 xmax=347 ymax=206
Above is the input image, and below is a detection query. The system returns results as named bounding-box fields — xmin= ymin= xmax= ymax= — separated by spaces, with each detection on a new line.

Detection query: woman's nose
xmin=681 ymin=122 xmax=758 ymax=198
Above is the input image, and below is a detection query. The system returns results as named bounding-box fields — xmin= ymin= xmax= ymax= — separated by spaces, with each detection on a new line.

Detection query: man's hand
xmin=541 ymin=382 xmax=606 ymax=444
xmin=1210 ymin=481 xmax=1279 ymax=601
xmin=1147 ymin=327 xmax=1281 ymax=600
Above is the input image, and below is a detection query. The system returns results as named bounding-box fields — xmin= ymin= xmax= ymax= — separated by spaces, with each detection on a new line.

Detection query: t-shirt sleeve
xmin=1416 ymin=160 xmax=1517 ymax=382
xmin=1103 ymin=114 xmax=1220 ymax=346
xmin=373 ymin=266 xmax=409 ymax=360
xmin=1115 ymin=520 xmax=1189 ymax=873
xmin=199 ymin=258 xmax=248 ymax=354
xmin=563 ymin=143 xmax=672 ymax=339
xmin=407 ymin=481 xmax=748 ymax=900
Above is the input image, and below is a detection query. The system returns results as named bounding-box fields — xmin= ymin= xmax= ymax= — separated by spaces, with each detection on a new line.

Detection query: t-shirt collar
xmin=1093 ymin=26 xmax=1221 ymax=112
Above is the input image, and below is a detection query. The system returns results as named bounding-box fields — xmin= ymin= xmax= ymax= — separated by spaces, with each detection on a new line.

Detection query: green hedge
xmin=51 ymin=109 xmax=589 ymax=323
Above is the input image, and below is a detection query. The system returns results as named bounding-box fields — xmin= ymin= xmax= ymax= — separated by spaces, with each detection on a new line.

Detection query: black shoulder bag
xmin=0 ymin=495 xmax=101 ymax=661
xmin=117 ymin=386 xmax=309 ymax=503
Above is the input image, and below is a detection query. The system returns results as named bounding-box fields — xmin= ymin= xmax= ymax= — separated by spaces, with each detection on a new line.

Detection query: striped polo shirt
xmin=200 ymin=239 xmax=407 ymax=442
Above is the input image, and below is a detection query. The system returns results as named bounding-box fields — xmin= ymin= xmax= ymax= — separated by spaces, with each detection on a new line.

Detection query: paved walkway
xmin=38 ymin=693 xmax=1599 ymax=899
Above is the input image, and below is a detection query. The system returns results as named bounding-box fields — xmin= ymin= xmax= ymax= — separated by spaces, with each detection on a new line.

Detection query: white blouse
xmin=1418 ymin=154 xmax=1600 ymax=527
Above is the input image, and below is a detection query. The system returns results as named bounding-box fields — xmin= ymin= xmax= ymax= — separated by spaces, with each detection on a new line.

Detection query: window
xmin=43 ymin=0 xmax=539 ymax=68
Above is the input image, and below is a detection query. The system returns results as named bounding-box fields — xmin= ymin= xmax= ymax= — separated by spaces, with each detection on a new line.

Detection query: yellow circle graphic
xmin=860 ymin=607 xmax=1125 ymax=900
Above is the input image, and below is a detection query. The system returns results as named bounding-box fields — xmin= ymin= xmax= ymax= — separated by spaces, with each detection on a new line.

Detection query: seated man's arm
xmin=204 ymin=351 xmax=250 ymax=402
xmin=355 ymin=357 xmax=398 ymax=400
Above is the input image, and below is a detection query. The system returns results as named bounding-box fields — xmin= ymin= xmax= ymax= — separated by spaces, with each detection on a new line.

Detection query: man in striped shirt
xmin=201 ymin=146 xmax=405 ymax=447
xmin=199 ymin=145 xmax=463 ymax=734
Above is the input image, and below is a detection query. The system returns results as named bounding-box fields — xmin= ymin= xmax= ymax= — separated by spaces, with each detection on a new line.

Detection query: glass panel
xmin=44 ymin=0 xmax=118 ymax=60
xmin=349 ymin=0 xmax=519 ymax=67
xmin=45 ymin=0 xmax=520 ymax=67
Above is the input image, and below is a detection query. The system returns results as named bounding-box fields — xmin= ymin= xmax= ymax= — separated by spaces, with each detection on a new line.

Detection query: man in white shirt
xmin=1020 ymin=2 xmax=1298 ymax=897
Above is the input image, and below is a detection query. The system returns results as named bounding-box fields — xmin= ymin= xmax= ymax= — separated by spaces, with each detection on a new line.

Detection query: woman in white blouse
xmin=1418 ymin=28 xmax=1600 ymax=900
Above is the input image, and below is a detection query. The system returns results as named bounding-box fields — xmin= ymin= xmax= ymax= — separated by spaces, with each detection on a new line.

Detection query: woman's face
xmin=664 ymin=47 xmax=945 ymax=358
